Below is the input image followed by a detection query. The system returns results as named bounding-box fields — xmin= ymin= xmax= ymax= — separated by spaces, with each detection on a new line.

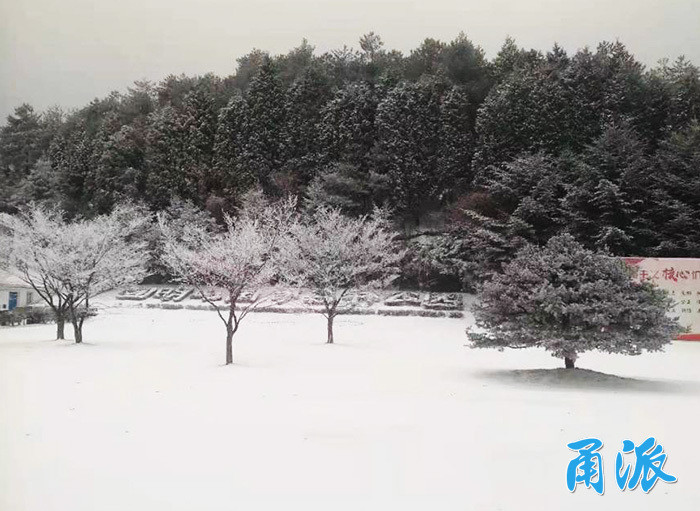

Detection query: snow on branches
xmin=468 ymin=234 xmax=681 ymax=368
xmin=279 ymin=206 xmax=404 ymax=343
xmin=159 ymin=196 xmax=296 ymax=364
xmin=0 ymin=204 xmax=150 ymax=342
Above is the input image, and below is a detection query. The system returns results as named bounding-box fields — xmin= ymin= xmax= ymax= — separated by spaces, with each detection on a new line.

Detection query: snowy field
xmin=2 ymin=307 xmax=700 ymax=511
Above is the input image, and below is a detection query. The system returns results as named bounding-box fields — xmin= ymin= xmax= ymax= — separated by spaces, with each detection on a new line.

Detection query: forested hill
xmin=1 ymin=33 xmax=699 ymax=262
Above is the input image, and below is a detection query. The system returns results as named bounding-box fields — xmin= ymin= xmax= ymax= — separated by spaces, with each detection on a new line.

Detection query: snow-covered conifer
xmin=469 ymin=234 xmax=681 ymax=368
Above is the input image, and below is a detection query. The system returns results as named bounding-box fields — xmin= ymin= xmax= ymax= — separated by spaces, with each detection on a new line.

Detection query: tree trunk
xmin=327 ymin=315 xmax=334 ymax=344
xmin=56 ymin=316 xmax=65 ymax=340
xmin=225 ymin=327 xmax=234 ymax=365
xmin=72 ymin=320 xmax=83 ymax=344
xmin=564 ymin=356 xmax=576 ymax=369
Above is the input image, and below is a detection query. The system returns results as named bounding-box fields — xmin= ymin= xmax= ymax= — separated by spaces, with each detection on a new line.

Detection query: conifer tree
xmin=437 ymin=86 xmax=475 ymax=199
xmin=281 ymin=65 xmax=333 ymax=186
xmin=213 ymin=93 xmax=253 ymax=204
xmin=144 ymin=106 xmax=190 ymax=209
xmin=244 ymin=58 xmax=285 ymax=193
xmin=375 ymin=80 xmax=444 ymax=224
xmin=469 ymin=234 xmax=680 ymax=369
xmin=319 ymin=82 xmax=380 ymax=174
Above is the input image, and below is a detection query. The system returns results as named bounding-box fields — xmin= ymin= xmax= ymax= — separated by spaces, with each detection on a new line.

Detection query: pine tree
xmin=651 ymin=121 xmax=700 ymax=256
xmin=441 ymin=32 xmax=491 ymax=101
xmin=276 ymin=39 xmax=316 ymax=86
xmin=319 ymin=82 xmax=380 ymax=174
xmin=243 ymin=58 xmax=285 ymax=194
xmin=375 ymin=79 xmax=444 ymax=224
xmin=491 ymin=37 xmax=543 ymax=84
xmin=213 ymin=93 xmax=253 ymax=205
xmin=16 ymin=157 xmax=59 ymax=206
xmin=181 ymin=87 xmax=219 ymax=201
xmin=437 ymin=86 xmax=475 ymax=200
xmin=93 ymin=120 xmax=149 ymax=212
xmin=480 ymin=153 xmax=568 ymax=244
xmin=303 ymin=162 xmax=372 ymax=216
xmin=653 ymin=57 xmax=700 ymax=133
xmin=50 ymin=125 xmax=100 ymax=217
xmin=281 ymin=65 xmax=333 ymax=186
xmin=404 ymin=38 xmax=446 ymax=81
xmin=0 ymin=104 xmax=51 ymax=208
xmin=563 ymin=123 xmax=657 ymax=254
xmin=473 ymin=67 xmax=581 ymax=170
xmin=144 ymin=106 xmax=190 ymax=209
xmin=469 ymin=234 xmax=680 ymax=369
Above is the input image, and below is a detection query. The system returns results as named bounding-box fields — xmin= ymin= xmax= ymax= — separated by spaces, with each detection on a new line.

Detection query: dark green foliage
xmin=473 ymin=66 xmax=582 ymax=170
xmin=650 ymin=121 xmax=700 ymax=256
xmin=470 ymin=234 xmax=681 ymax=367
xmin=0 ymin=104 xmax=45 ymax=179
xmin=93 ymin=121 xmax=149 ymax=213
xmin=276 ymin=39 xmax=316 ymax=86
xmin=404 ymin=33 xmax=490 ymax=99
xmin=17 ymin=158 xmax=59 ymax=206
xmin=563 ymin=123 xmax=657 ymax=254
xmin=319 ymin=82 xmax=381 ymax=174
xmin=2 ymin=35 xmax=699 ymax=292
xmin=474 ymin=41 xmax=669 ymax=171
xmin=281 ymin=65 xmax=333 ymax=187
xmin=232 ymin=50 xmax=270 ymax=91
xmin=491 ymin=37 xmax=544 ymax=84
xmin=441 ymin=33 xmax=491 ymax=102
xmin=213 ymin=94 xmax=253 ymax=205
xmin=400 ymin=201 xmax=529 ymax=292
xmin=144 ymin=105 xmax=191 ymax=209
xmin=480 ymin=153 xmax=569 ymax=245
xmin=180 ymin=87 xmax=220 ymax=200
xmin=243 ymin=58 xmax=286 ymax=194
xmin=405 ymin=38 xmax=445 ymax=80
xmin=436 ymin=86 xmax=475 ymax=200
xmin=320 ymin=46 xmax=364 ymax=88
xmin=658 ymin=57 xmax=700 ymax=132
xmin=0 ymin=104 xmax=54 ymax=208
xmin=50 ymin=126 xmax=101 ymax=217
xmin=375 ymin=79 xmax=445 ymax=223
xmin=400 ymin=233 xmax=475 ymax=292
xmin=25 ymin=306 xmax=55 ymax=324
xmin=304 ymin=162 xmax=373 ymax=216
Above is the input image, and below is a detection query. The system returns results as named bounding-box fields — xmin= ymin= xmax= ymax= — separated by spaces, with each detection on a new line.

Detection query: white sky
xmin=1 ymin=0 xmax=698 ymax=120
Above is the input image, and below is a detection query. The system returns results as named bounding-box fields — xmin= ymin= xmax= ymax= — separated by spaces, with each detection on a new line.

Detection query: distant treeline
xmin=1 ymin=33 xmax=699 ymax=275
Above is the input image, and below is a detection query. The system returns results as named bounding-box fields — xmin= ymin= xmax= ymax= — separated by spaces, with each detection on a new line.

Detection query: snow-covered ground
xmin=1 ymin=307 xmax=699 ymax=510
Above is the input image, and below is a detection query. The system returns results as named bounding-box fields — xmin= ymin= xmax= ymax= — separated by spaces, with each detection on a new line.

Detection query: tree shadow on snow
xmin=478 ymin=368 xmax=700 ymax=395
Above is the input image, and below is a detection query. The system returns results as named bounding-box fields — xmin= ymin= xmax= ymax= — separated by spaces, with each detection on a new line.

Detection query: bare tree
xmin=0 ymin=205 xmax=150 ymax=343
xmin=159 ymin=197 xmax=296 ymax=365
xmin=280 ymin=207 xmax=403 ymax=344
